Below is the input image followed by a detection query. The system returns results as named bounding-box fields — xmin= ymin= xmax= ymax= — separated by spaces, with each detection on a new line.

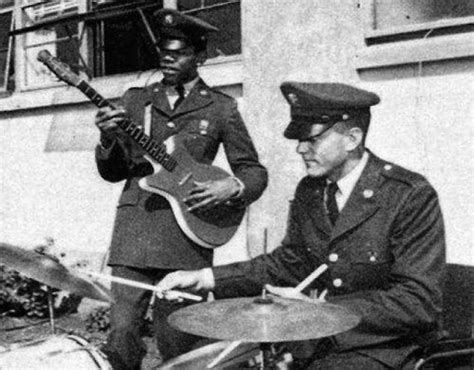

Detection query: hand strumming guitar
xmin=184 ymin=177 xmax=244 ymax=212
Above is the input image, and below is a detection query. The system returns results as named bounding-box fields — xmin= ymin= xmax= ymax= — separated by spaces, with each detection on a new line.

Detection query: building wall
xmin=0 ymin=1 xmax=472 ymax=269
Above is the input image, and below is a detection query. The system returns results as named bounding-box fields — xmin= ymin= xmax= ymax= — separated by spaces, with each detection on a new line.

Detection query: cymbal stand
xmin=46 ymin=286 xmax=55 ymax=335
xmin=258 ymin=343 xmax=273 ymax=369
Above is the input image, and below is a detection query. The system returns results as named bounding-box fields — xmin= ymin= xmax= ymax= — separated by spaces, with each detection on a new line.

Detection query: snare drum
xmin=157 ymin=341 xmax=259 ymax=369
xmin=0 ymin=335 xmax=111 ymax=370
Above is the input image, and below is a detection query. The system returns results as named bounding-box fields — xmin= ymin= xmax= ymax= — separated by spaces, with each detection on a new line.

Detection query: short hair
xmin=334 ymin=109 xmax=371 ymax=145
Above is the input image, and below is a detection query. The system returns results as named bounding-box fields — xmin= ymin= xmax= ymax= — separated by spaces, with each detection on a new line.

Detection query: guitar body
xmin=139 ymin=136 xmax=245 ymax=248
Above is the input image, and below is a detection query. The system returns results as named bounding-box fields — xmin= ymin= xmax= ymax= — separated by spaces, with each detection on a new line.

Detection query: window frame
xmin=0 ymin=6 xmax=14 ymax=93
xmin=11 ymin=0 xmax=242 ymax=91
xmin=356 ymin=0 xmax=474 ymax=70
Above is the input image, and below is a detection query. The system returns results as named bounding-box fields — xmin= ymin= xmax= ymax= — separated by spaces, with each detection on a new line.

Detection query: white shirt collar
xmin=327 ymin=151 xmax=369 ymax=211
xmin=337 ymin=150 xmax=369 ymax=198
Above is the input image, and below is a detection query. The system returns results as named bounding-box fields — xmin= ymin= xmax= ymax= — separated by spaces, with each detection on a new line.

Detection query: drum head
xmin=0 ymin=335 xmax=111 ymax=370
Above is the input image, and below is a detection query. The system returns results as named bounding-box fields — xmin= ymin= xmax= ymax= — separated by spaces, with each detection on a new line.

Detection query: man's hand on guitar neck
xmin=184 ymin=177 xmax=244 ymax=212
xmin=95 ymin=106 xmax=127 ymax=148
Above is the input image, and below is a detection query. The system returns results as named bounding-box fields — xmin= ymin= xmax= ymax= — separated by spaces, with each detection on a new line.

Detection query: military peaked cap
xmin=154 ymin=8 xmax=219 ymax=50
xmin=280 ymin=82 xmax=380 ymax=139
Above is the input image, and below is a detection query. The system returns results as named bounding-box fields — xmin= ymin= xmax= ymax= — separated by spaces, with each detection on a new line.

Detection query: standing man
xmin=157 ymin=82 xmax=446 ymax=369
xmin=94 ymin=8 xmax=268 ymax=369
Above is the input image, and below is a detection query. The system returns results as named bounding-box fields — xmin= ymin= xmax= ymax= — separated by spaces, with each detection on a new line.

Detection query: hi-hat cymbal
xmin=168 ymin=295 xmax=360 ymax=343
xmin=0 ymin=242 xmax=112 ymax=303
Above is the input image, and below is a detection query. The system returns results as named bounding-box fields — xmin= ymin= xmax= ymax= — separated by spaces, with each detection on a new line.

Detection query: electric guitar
xmin=37 ymin=50 xmax=245 ymax=249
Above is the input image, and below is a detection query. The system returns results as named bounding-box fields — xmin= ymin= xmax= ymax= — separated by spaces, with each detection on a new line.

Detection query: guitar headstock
xmin=37 ymin=50 xmax=82 ymax=87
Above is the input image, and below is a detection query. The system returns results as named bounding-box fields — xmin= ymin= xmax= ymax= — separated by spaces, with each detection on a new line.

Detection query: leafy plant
xmin=86 ymin=305 xmax=110 ymax=333
xmin=0 ymin=265 xmax=82 ymax=319
xmin=85 ymin=305 xmax=154 ymax=336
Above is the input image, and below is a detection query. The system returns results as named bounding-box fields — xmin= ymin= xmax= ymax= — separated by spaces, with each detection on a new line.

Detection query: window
xmin=0 ymin=1 xmax=14 ymax=92
xmin=365 ymin=0 xmax=474 ymax=44
xmin=11 ymin=0 xmax=241 ymax=89
xmin=19 ymin=0 xmax=81 ymax=87
xmin=357 ymin=0 xmax=474 ymax=69
xmin=90 ymin=0 xmax=162 ymax=76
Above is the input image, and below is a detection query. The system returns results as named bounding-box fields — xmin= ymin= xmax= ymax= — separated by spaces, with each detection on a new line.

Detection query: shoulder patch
xmin=381 ymin=162 xmax=426 ymax=186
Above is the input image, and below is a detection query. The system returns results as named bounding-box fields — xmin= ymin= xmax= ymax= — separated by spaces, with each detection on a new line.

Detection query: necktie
xmin=173 ymin=85 xmax=186 ymax=110
xmin=325 ymin=182 xmax=339 ymax=225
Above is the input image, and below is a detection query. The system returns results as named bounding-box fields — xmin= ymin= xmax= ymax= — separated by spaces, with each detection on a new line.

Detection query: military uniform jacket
xmin=213 ymin=152 xmax=445 ymax=368
xmin=95 ymin=79 xmax=268 ymax=270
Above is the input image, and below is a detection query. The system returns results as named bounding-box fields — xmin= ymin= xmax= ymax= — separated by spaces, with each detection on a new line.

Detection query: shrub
xmin=0 ymin=267 xmax=82 ymax=319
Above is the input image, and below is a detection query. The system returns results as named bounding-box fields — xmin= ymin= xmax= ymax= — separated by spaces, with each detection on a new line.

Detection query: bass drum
xmin=0 ymin=335 xmax=111 ymax=370
xmin=157 ymin=341 xmax=259 ymax=369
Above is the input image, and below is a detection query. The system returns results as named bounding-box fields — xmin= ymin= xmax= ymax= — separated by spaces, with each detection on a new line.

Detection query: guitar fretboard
xmin=78 ymin=81 xmax=177 ymax=171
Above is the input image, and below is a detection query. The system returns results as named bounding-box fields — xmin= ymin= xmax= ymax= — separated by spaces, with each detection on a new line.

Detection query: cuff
xmin=98 ymin=139 xmax=116 ymax=157
xmin=201 ymin=268 xmax=216 ymax=290
xmin=230 ymin=176 xmax=245 ymax=198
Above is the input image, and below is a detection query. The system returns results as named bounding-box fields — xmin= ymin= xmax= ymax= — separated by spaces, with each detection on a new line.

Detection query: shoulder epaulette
xmin=381 ymin=162 xmax=426 ymax=186
xmin=206 ymin=86 xmax=235 ymax=101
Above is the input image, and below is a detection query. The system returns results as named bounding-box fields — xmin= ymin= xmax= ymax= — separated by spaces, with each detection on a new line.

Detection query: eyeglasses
xmin=299 ymin=121 xmax=338 ymax=144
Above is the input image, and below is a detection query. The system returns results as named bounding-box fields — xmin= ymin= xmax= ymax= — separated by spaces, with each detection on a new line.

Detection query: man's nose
xmin=297 ymin=141 xmax=309 ymax=154
xmin=161 ymin=53 xmax=175 ymax=62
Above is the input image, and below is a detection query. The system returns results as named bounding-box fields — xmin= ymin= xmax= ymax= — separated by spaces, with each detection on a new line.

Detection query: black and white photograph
xmin=0 ymin=1 xmax=473 ymax=369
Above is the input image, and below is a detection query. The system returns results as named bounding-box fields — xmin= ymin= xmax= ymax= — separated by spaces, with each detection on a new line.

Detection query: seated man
xmin=156 ymin=82 xmax=446 ymax=369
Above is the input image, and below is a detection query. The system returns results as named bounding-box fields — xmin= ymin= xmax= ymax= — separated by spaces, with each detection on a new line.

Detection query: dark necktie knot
xmin=173 ymin=85 xmax=186 ymax=110
xmin=325 ymin=182 xmax=339 ymax=225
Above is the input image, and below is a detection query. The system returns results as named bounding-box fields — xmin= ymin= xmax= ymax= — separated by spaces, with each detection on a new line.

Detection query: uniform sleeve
xmin=330 ymin=183 xmax=446 ymax=349
xmin=220 ymin=101 xmax=268 ymax=206
xmin=213 ymin=196 xmax=320 ymax=298
xmin=95 ymin=139 xmax=131 ymax=182
xmin=94 ymin=89 xmax=143 ymax=182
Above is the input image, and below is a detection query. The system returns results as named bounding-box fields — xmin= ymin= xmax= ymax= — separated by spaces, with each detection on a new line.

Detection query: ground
xmin=0 ymin=313 xmax=162 ymax=369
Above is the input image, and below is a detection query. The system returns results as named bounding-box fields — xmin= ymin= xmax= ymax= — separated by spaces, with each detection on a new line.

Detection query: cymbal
xmin=168 ymin=295 xmax=360 ymax=343
xmin=0 ymin=243 xmax=112 ymax=303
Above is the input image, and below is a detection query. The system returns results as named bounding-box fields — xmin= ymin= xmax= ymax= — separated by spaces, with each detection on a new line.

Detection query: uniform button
xmin=153 ymin=87 xmax=159 ymax=92
xmin=333 ymin=278 xmax=343 ymax=288
xmin=384 ymin=164 xmax=393 ymax=171
xmin=306 ymin=247 xmax=311 ymax=252
xmin=363 ymin=189 xmax=374 ymax=198
xmin=167 ymin=121 xmax=175 ymax=128
xmin=200 ymin=89 xmax=209 ymax=96
xmin=329 ymin=253 xmax=338 ymax=262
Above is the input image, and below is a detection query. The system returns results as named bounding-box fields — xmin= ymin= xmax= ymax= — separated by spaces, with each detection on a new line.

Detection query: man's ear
xmin=345 ymin=127 xmax=364 ymax=151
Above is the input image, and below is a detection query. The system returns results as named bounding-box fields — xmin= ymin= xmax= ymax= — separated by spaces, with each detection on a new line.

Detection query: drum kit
xmin=0 ymin=242 xmax=361 ymax=369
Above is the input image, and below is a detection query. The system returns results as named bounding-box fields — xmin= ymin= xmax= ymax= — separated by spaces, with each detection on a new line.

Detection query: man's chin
xmin=162 ymin=75 xmax=179 ymax=85
xmin=306 ymin=166 xmax=326 ymax=178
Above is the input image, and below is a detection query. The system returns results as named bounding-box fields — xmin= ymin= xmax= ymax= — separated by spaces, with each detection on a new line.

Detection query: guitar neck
xmin=77 ymin=80 xmax=177 ymax=172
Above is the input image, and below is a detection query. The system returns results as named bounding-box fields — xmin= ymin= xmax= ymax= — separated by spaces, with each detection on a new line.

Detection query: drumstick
xmin=206 ymin=340 xmax=242 ymax=369
xmin=207 ymin=263 xmax=328 ymax=368
xmin=295 ymin=263 xmax=328 ymax=292
xmin=83 ymin=270 xmax=202 ymax=302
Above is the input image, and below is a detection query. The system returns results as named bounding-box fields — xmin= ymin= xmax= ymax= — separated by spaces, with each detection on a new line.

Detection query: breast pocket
xmin=180 ymin=125 xmax=220 ymax=162
xmin=349 ymin=249 xmax=394 ymax=290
